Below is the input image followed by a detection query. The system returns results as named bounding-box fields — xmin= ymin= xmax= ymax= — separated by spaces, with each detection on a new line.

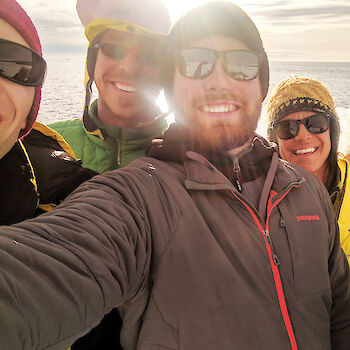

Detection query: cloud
xmin=264 ymin=24 xmax=350 ymax=62
xmin=245 ymin=1 xmax=289 ymax=8
xmin=16 ymin=0 xmax=350 ymax=62
xmin=243 ymin=0 xmax=350 ymax=62
xmin=34 ymin=18 xmax=81 ymax=30
xmin=250 ymin=2 xmax=350 ymax=23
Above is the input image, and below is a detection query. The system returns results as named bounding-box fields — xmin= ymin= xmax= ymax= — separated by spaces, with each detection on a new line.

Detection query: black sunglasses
xmin=176 ymin=47 xmax=261 ymax=80
xmin=272 ymin=113 xmax=330 ymax=140
xmin=0 ymin=38 xmax=46 ymax=86
xmin=94 ymin=41 xmax=162 ymax=65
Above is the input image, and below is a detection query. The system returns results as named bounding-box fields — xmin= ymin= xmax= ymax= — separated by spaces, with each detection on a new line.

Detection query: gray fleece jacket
xmin=0 ymin=135 xmax=349 ymax=350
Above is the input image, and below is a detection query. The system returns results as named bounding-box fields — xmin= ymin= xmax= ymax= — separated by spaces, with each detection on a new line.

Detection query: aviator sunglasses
xmin=94 ymin=41 xmax=162 ymax=65
xmin=0 ymin=39 xmax=47 ymax=86
xmin=176 ymin=47 xmax=262 ymax=80
xmin=272 ymin=113 xmax=330 ymax=140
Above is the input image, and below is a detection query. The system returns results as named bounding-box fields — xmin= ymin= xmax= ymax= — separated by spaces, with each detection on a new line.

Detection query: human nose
xmin=117 ymin=49 xmax=141 ymax=75
xmin=294 ymin=122 xmax=312 ymax=141
xmin=202 ymin=57 xmax=233 ymax=91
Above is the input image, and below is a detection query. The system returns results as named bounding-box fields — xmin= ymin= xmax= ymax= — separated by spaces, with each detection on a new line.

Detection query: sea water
xmin=38 ymin=54 xmax=350 ymax=152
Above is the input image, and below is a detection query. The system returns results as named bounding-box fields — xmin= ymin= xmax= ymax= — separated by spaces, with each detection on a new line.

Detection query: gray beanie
xmin=163 ymin=1 xmax=269 ymax=101
xmin=163 ymin=1 xmax=270 ymax=98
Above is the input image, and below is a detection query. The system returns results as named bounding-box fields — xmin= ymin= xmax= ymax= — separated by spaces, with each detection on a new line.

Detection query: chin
xmin=189 ymin=102 xmax=260 ymax=153
xmin=192 ymin=125 xmax=253 ymax=154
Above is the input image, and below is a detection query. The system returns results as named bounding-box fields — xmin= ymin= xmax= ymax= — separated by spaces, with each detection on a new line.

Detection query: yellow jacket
xmin=333 ymin=157 xmax=350 ymax=264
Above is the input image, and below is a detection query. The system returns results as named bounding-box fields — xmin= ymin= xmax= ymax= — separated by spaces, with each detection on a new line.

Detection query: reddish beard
xmin=177 ymin=91 xmax=262 ymax=153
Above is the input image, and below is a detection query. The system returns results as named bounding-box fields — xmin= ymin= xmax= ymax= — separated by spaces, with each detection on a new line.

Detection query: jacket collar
xmin=184 ymin=138 xmax=304 ymax=194
xmin=182 ymin=137 xmax=274 ymax=190
xmin=148 ymin=124 xmax=305 ymax=193
xmin=184 ymin=151 xmax=234 ymax=191
xmin=83 ymin=99 xmax=168 ymax=142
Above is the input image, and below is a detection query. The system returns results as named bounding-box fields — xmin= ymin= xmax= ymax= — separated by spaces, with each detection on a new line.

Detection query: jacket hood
xmin=147 ymin=124 xmax=276 ymax=162
xmin=147 ymin=124 xmax=280 ymax=185
xmin=0 ymin=0 xmax=44 ymax=138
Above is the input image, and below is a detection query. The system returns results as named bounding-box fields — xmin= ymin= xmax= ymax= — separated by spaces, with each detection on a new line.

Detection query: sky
xmin=17 ymin=0 xmax=350 ymax=62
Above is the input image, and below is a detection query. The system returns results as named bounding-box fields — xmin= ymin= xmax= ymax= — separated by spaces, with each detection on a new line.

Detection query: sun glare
xmin=158 ymin=0 xmax=253 ymax=123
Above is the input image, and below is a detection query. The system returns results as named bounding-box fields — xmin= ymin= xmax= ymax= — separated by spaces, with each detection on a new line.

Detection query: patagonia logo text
xmin=297 ymin=215 xmax=320 ymax=223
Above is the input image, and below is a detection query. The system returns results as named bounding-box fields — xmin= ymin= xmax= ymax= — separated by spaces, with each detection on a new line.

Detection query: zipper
xmin=117 ymin=139 xmax=121 ymax=166
xmin=233 ymin=156 xmax=242 ymax=192
xmin=263 ymin=230 xmax=280 ymax=266
xmin=233 ymin=156 xmax=240 ymax=172
xmin=265 ymin=186 xmax=300 ymax=350
xmin=231 ymin=187 xmax=299 ymax=350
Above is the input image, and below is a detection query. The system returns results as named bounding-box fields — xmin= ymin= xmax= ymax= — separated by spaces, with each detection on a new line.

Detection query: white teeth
xmin=115 ymin=83 xmax=136 ymax=92
xmin=295 ymin=147 xmax=316 ymax=155
xmin=202 ymin=105 xmax=235 ymax=113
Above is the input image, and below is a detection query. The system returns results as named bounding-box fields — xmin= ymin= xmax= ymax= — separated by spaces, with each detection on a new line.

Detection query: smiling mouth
xmin=293 ymin=147 xmax=318 ymax=155
xmin=198 ymin=103 xmax=239 ymax=114
xmin=113 ymin=82 xmax=137 ymax=93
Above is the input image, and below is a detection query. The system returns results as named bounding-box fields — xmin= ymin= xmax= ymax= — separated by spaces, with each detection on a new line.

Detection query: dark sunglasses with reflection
xmin=0 ymin=38 xmax=47 ymax=87
xmin=176 ymin=47 xmax=262 ymax=80
xmin=93 ymin=40 xmax=163 ymax=66
xmin=271 ymin=113 xmax=331 ymax=140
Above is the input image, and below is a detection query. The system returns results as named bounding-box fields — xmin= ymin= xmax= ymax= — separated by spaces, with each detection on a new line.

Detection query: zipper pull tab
xmin=273 ymin=254 xmax=280 ymax=266
xmin=117 ymin=139 xmax=121 ymax=166
xmin=264 ymin=230 xmax=272 ymax=245
xmin=236 ymin=180 xmax=242 ymax=192
xmin=233 ymin=156 xmax=240 ymax=172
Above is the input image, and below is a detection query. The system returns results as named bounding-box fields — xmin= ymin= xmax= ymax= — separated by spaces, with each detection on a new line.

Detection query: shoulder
xmin=0 ymin=141 xmax=39 ymax=224
xmin=22 ymin=123 xmax=97 ymax=205
xmin=337 ymin=156 xmax=350 ymax=173
xmin=128 ymin=156 xmax=185 ymax=181
xmin=49 ymin=118 xmax=83 ymax=129
xmin=27 ymin=122 xmax=77 ymax=158
xmin=48 ymin=118 xmax=84 ymax=138
xmin=277 ymin=157 xmax=332 ymax=209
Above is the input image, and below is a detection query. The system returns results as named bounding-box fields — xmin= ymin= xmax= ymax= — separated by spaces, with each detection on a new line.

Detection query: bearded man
xmin=0 ymin=2 xmax=349 ymax=350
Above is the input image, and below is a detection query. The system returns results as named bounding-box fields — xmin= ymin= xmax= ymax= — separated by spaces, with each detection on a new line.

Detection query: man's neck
xmin=97 ymin=98 xmax=158 ymax=128
xmin=227 ymin=138 xmax=253 ymax=157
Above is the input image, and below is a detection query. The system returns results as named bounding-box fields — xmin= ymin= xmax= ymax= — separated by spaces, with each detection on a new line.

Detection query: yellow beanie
xmin=266 ymin=75 xmax=340 ymax=149
xmin=266 ymin=75 xmax=337 ymax=127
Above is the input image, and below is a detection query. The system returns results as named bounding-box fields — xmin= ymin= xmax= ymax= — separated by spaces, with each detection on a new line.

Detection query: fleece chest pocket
xmin=278 ymin=203 xmax=331 ymax=295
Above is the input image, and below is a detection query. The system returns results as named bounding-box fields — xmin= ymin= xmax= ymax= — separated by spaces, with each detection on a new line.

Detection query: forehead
xmin=102 ymin=29 xmax=139 ymax=42
xmin=187 ymin=35 xmax=249 ymax=51
xmin=0 ymin=18 xmax=28 ymax=47
xmin=101 ymin=29 xmax=163 ymax=46
xmin=281 ymin=110 xmax=316 ymax=121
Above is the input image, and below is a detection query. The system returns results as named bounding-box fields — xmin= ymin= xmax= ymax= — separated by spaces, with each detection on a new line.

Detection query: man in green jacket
xmin=50 ymin=1 xmax=171 ymax=348
xmin=49 ymin=0 xmax=171 ymax=173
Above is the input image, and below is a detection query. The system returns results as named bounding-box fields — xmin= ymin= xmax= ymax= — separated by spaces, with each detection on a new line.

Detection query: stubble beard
xmin=185 ymin=98 xmax=262 ymax=154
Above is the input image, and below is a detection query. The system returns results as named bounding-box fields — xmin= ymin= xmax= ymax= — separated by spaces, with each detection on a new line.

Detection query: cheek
xmin=94 ymin=57 xmax=111 ymax=94
xmin=0 ymin=80 xmax=34 ymax=127
xmin=277 ymin=139 xmax=292 ymax=160
xmin=244 ymin=79 xmax=262 ymax=102
xmin=17 ymin=86 xmax=35 ymax=128
xmin=94 ymin=54 xmax=113 ymax=83
xmin=172 ymin=71 xmax=197 ymax=107
xmin=143 ymin=65 xmax=161 ymax=85
xmin=320 ymin=131 xmax=331 ymax=155
xmin=93 ymin=57 xmax=104 ymax=85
